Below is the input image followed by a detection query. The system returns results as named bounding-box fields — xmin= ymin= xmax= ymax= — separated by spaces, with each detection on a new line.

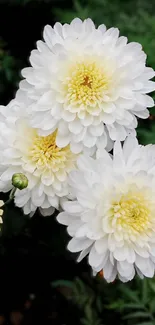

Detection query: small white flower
xmin=57 ymin=136 xmax=155 ymax=282
xmin=0 ymin=99 xmax=78 ymax=216
xmin=18 ymin=17 xmax=155 ymax=153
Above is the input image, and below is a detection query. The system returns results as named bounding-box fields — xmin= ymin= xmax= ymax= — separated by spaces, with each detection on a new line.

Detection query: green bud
xmin=12 ymin=173 xmax=28 ymax=190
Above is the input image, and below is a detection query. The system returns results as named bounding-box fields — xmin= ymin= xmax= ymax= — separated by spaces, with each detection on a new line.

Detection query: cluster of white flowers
xmin=1 ymin=18 xmax=155 ymax=282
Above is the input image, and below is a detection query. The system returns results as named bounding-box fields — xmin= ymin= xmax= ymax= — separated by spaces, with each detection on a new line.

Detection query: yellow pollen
xmin=110 ymin=192 xmax=151 ymax=235
xmin=64 ymin=61 xmax=111 ymax=108
xmin=28 ymin=130 xmax=73 ymax=171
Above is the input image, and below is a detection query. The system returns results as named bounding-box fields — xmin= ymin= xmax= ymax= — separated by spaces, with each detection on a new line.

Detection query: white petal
xmin=62 ymin=110 xmax=76 ymax=122
xmin=70 ymin=141 xmax=83 ymax=154
xmin=69 ymin=119 xmax=83 ymax=134
xmin=77 ymin=247 xmax=90 ymax=262
xmin=117 ymin=261 xmax=135 ymax=278
xmin=89 ymin=123 xmax=104 ymax=136
xmin=89 ymin=245 xmax=104 ymax=268
xmin=77 ymin=155 xmax=95 ymax=172
xmin=63 ymin=201 xmax=83 ymax=214
xmin=134 ymin=245 xmax=149 ymax=258
xmin=31 ymin=188 xmax=45 ymax=207
xmin=135 ymin=256 xmax=155 ymax=278
xmin=57 ymin=211 xmax=77 ymax=225
xmin=40 ymin=206 xmax=55 ymax=216
xmin=67 ymin=220 xmax=83 ymax=236
xmin=133 ymin=109 xmax=149 ymax=119
xmin=113 ymin=247 xmax=127 ymax=261
xmin=84 ymin=18 xmax=95 ymax=32
xmin=48 ymin=195 xmax=59 ymax=209
xmin=56 ymin=133 xmax=70 ymax=147
xmin=102 ymin=113 xmax=115 ymax=124
xmin=95 ymin=237 xmax=108 ymax=254
xmin=68 ymin=237 xmax=93 ymax=252
xmin=123 ymin=135 xmax=138 ymax=162
xmin=103 ymin=259 xmax=114 ymax=280
xmin=83 ymin=133 xmax=97 ymax=148
xmin=56 ymin=170 xmax=67 ymax=182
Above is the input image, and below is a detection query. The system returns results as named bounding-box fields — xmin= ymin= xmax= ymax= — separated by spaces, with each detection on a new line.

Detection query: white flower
xmin=17 ymin=17 xmax=155 ymax=153
xmin=57 ymin=136 xmax=155 ymax=282
xmin=0 ymin=99 xmax=78 ymax=216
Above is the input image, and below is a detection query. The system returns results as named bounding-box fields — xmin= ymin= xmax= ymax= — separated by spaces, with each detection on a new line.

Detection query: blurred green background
xmin=0 ymin=0 xmax=155 ymax=324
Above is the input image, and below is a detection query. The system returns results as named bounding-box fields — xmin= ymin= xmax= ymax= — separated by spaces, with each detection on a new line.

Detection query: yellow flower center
xmin=110 ymin=191 xmax=151 ymax=235
xmin=64 ymin=60 xmax=111 ymax=109
xmin=28 ymin=130 xmax=73 ymax=172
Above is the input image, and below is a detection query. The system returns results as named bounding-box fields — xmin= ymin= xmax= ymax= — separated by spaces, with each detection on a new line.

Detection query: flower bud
xmin=12 ymin=173 xmax=28 ymax=190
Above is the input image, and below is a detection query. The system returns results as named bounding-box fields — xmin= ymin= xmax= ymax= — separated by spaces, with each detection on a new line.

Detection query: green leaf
xmin=51 ymin=280 xmax=73 ymax=288
xmin=142 ymin=279 xmax=149 ymax=304
xmin=74 ymin=0 xmax=83 ymax=12
xmin=120 ymin=286 xmax=140 ymax=303
xmin=122 ymin=303 xmax=146 ymax=310
xmin=149 ymin=281 xmax=155 ymax=293
xmin=123 ymin=311 xmax=152 ymax=320
xmin=149 ymin=298 xmax=155 ymax=313
xmin=84 ymin=304 xmax=93 ymax=321
xmin=96 ymin=296 xmax=103 ymax=313
xmin=107 ymin=300 xmax=125 ymax=310
xmin=134 ymin=322 xmax=155 ymax=325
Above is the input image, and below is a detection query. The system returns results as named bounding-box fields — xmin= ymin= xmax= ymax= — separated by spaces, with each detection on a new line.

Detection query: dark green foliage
xmin=52 ymin=277 xmax=155 ymax=325
xmin=0 ymin=39 xmax=21 ymax=102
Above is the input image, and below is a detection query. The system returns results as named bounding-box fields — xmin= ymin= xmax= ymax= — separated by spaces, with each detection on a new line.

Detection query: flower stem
xmin=4 ymin=187 xmax=17 ymax=205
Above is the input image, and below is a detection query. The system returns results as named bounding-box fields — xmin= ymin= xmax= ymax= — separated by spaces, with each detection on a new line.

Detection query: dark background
xmin=0 ymin=1 xmax=155 ymax=324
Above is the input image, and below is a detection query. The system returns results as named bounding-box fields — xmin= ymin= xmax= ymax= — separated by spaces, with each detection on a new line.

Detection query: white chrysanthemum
xmin=57 ymin=136 xmax=155 ymax=282
xmin=0 ymin=99 xmax=78 ymax=216
xmin=18 ymin=18 xmax=155 ymax=153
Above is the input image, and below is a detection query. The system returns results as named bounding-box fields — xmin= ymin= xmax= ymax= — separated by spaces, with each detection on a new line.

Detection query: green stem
xmin=4 ymin=187 xmax=17 ymax=205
